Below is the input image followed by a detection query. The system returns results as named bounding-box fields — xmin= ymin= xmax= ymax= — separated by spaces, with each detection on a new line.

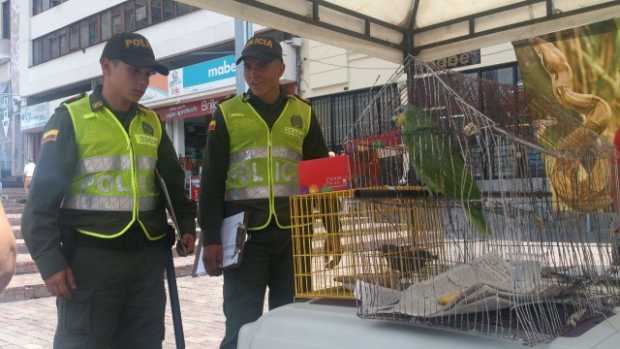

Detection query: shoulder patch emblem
xmin=62 ymin=93 xmax=86 ymax=106
xmin=142 ymin=122 xmax=154 ymax=136
xmin=41 ymin=129 xmax=59 ymax=144
xmin=91 ymin=100 xmax=104 ymax=110
xmin=291 ymin=114 xmax=303 ymax=129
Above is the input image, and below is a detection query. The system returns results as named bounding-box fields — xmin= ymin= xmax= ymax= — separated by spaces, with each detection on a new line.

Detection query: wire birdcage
xmin=290 ymin=187 xmax=443 ymax=299
xmin=290 ymin=53 xmax=620 ymax=345
xmin=350 ymin=56 xmax=620 ymax=345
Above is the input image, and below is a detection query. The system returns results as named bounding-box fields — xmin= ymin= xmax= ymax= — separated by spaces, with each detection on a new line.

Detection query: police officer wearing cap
xmin=200 ymin=35 xmax=340 ymax=349
xmin=22 ymin=32 xmax=196 ymax=349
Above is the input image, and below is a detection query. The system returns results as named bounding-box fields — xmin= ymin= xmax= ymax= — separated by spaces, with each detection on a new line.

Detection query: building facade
xmin=6 ymin=0 xmax=538 ymax=186
xmin=9 ymin=0 xmax=298 ymax=185
xmin=298 ymin=40 xmax=545 ymax=179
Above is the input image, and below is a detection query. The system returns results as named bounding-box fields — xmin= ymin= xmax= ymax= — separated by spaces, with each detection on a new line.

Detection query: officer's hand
xmin=179 ymin=233 xmax=196 ymax=255
xmin=324 ymin=235 xmax=343 ymax=270
xmin=44 ymin=267 xmax=76 ymax=300
xmin=205 ymin=244 xmax=223 ymax=276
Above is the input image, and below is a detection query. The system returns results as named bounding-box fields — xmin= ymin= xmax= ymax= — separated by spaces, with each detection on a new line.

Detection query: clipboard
xmin=193 ymin=211 xmax=249 ymax=276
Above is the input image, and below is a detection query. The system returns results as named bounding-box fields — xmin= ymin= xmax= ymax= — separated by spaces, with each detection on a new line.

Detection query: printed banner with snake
xmin=514 ymin=19 xmax=620 ymax=212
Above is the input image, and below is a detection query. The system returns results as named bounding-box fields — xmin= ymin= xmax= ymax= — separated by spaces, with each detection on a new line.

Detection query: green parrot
xmin=394 ymin=105 xmax=490 ymax=235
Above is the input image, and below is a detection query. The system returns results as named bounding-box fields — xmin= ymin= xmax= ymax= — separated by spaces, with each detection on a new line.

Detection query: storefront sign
xmin=141 ymin=74 xmax=170 ymax=103
xmin=21 ymin=102 xmax=50 ymax=131
xmin=169 ymin=55 xmax=237 ymax=97
xmin=143 ymin=44 xmax=295 ymax=106
xmin=433 ymin=50 xmax=481 ymax=69
xmin=155 ymin=97 xmax=222 ymax=121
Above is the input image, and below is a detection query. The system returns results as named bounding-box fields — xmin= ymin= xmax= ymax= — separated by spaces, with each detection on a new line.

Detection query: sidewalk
xmin=0 ymin=275 xmax=226 ymax=349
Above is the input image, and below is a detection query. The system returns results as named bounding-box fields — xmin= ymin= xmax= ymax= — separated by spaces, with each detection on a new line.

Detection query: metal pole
xmin=235 ymin=19 xmax=253 ymax=94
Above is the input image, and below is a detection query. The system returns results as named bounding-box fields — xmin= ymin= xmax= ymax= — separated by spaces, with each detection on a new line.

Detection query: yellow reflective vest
xmin=220 ymin=95 xmax=311 ymax=230
xmin=61 ymin=95 xmax=165 ymax=240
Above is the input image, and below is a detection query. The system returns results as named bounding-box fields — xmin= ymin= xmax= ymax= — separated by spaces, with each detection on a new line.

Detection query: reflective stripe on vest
xmin=224 ymin=183 xmax=299 ymax=201
xmin=226 ymin=146 xmax=302 ymax=201
xmin=62 ymin=195 xmax=157 ymax=211
xmin=61 ymin=95 xmax=163 ymax=240
xmin=77 ymin=155 xmax=156 ymax=175
xmin=220 ymin=95 xmax=311 ymax=230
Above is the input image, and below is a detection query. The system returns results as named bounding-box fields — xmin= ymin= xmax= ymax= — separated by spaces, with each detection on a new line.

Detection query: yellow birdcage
xmin=290 ymin=187 xmax=446 ymax=300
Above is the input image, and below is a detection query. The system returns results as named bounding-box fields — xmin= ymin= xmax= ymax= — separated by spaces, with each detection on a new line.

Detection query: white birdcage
xmin=291 ymin=54 xmax=620 ymax=345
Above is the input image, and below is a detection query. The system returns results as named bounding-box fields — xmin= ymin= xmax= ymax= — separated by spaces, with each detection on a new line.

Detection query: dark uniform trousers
xmin=53 ymin=242 xmax=167 ymax=349
xmin=220 ymin=222 xmax=294 ymax=349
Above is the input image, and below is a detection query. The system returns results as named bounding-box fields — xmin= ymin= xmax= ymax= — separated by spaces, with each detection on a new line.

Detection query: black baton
xmin=165 ymin=248 xmax=185 ymax=349
xmin=156 ymin=169 xmax=186 ymax=349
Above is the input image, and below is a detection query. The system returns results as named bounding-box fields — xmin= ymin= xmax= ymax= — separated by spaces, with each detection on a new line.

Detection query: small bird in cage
xmin=380 ymin=244 xmax=438 ymax=276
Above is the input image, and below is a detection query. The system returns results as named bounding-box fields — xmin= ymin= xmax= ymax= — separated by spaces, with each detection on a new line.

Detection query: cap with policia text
xmin=236 ymin=36 xmax=283 ymax=64
xmin=101 ymin=32 xmax=169 ymax=76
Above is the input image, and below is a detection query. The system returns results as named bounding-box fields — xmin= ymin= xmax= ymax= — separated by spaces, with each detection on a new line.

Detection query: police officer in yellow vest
xmin=200 ymin=35 xmax=340 ymax=349
xmin=22 ymin=33 xmax=196 ymax=349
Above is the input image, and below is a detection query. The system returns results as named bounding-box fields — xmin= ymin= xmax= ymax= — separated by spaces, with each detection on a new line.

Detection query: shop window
xmin=33 ymin=39 xmax=42 ymax=65
xmin=39 ymin=0 xmax=50 ymax=14
xmin=111 ymin=7 xmax=123 ymax=35
xmin=32 ymin=0 xmax=197 ymax=65
xmin=58 ymin=28 xmax=69 ymax=56
xmin=482 ymin=66 xmax=515 ymax=86
xmin=135 ymin=0 xmax=148 ymax=28
xmin=163 ymin=0 xmax=174 ymax=19
xmin=33 ymin=0 xmax=68 ymax=15
xmin=32 ymin=0 xmax=40 ymax=15
xmin=176 ymin=3 xmax=194 ymax=16
xmin=460 ymin=72 xmax=481 ymax=110
xmin=88 ymin=16 xmax=99 ymax=46
xmin=527 ymin=151 xmax=545 ymax=177
xmin=1 ymin=1 xmax=9 ymax=39
xmin=79 ymin=19 xmax=89 ymax=48
xmin=48 ymin=32 xmax=59 ymax=60
xmin=184 ymin=118 xmax=208 ymax=175
xmin=101 ymin=11 xmax=112 ymax=41
xmin=69 ymin=23 xmax=80 ymax=51
xmin=124 ymin=1 xmax=136 ymax=32
xmin=150 ymin=0 xmax=163 ymax=24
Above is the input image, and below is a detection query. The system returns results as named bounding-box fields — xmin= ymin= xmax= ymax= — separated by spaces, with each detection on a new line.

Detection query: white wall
xmin=455 ymin=43 xmax=517 ymax=72
xmin=20 ymin=8 xmax=235 ymax=98
xmin=0 ymin=62 xmax=8 ymax=81
xmin=12 ymin=0 xmax=29 ymax=96
xmin=30 ymin=0 xmax=126 ymax=39
xmin=300 ymin=40 xmax=517 ymax=99
xmin=300 ymin=39 xmax=400 ymax=98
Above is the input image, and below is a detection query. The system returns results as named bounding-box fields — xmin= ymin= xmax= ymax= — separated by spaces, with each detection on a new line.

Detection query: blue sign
xmin=183 ymin=55 xmax=237 ymax=88
xmin=21 ymin=102 xmax=50 ymax=131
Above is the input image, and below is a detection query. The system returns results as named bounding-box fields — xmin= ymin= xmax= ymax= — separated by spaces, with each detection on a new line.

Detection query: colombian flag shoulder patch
xmin=42 ymin=129 xmax=59 ymax=144
xmin=208 ymin=120 xmax=217 ymax=133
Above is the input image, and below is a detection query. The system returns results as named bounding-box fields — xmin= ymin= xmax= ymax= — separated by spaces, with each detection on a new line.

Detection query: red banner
xmin=154 ymin=97 xmax=225 ymax=121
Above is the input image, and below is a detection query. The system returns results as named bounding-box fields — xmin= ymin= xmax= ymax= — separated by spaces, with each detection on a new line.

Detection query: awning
xmin=179 ymin=0 xmax=620 ymax=63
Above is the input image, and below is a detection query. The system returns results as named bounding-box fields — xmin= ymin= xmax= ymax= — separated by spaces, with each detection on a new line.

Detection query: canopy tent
xmin=178 ymin=0 xmax=620 ymax=63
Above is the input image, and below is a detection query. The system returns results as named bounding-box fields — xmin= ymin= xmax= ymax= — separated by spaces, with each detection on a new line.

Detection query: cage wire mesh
xmin=290 ymin=54 xmax=620 ymax=345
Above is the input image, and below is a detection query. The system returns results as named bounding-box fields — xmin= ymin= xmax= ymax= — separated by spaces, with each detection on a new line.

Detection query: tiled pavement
xmin=1 ymin=188 xmax=229 ymax=348
xmin=0 ymin=275 xmax=226 ymax=349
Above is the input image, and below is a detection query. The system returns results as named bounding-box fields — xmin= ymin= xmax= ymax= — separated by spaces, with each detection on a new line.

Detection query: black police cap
xmin=236 ymin=36 xmax=283 ymax=65
xmin=101 ymin=32 xmax=169 ymax=76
